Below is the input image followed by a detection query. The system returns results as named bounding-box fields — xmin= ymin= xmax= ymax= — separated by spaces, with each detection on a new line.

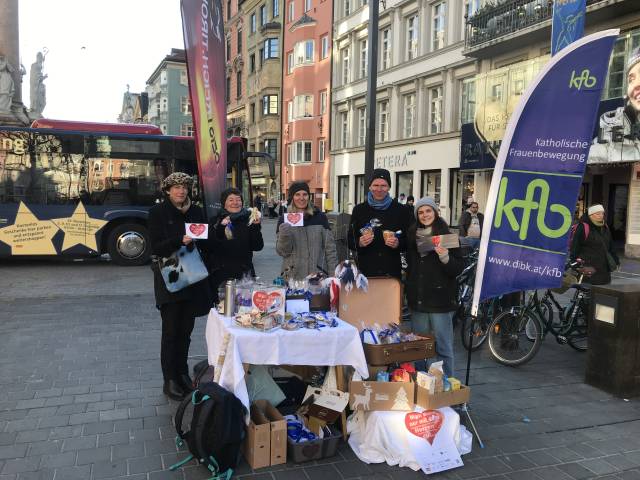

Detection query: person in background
xmin=149 ymin=173 xmax=214 ymax=401
xmin=406 ymin=195 xmax=415 ymax=208
xmin=570 ymin=204 xmax=620 ymax=285
xmin=348 ymin=169 xmax=414 ymax=279
xmin=254 ymin=194 xmax=263 ymax=215
xmin=276 ymin=182 xmax=338 ymax=281
xmin=398 ymin=193 xmax=407 ymax=205
xmin=209 ymin=187 xmax=264 ymax=297
xmin=406 ymin=197 xmax=464 ymax=377
xmin=458 ymin=202 xmax=484 ymax=249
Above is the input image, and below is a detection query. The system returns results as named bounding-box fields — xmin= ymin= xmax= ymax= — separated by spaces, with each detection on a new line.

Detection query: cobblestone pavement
xmin=0 ymin=218 xmax=639 ymax=480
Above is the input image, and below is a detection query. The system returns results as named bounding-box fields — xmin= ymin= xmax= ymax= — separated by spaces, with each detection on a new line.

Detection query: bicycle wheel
xmin=488 ymin=309 xmax=543 ymax=366
xmin=461 ymin=309 xmax=490 ymax=351
xmin=566 ymin=303 xmax=588 ymax=351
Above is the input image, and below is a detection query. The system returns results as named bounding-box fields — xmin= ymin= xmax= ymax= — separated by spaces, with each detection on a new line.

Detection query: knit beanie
xmin=220 ymin=187 xmax=242 ymax=207
xmin=287 ymin=181 xmax=310 ymax=204
xmin=588 ymin=204 xmax=604 ymax=216
xmin=161 ymin=172 xmax=193 ymax=192
xmin=369 ymin=168 xmax=392 ymax=187
xmin=627 ymin=47 xmax=640 ymax=76
xmin=414 ymin=196 xmax=439 ymax=218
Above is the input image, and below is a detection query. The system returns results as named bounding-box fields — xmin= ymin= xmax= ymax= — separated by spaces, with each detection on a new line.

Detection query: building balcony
xmin=464 ymin=0 xmax=635 ymax=58
xmin=261 ymin=21 xmax=281 ymax=32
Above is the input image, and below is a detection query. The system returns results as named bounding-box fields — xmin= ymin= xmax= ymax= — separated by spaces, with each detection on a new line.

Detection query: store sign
xmin=472 ymin=30 xmax=618 ymax=308
xmin=375 ymin=150 xmax=416 ymax=170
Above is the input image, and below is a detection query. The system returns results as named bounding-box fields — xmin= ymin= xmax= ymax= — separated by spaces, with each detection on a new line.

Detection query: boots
xmin=163 ymin=379 xmax=187 ymax=401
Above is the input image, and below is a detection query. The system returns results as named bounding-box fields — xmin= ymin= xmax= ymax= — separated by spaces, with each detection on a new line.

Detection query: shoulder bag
xmin=159 ymin=244 xmax=209 ymax=293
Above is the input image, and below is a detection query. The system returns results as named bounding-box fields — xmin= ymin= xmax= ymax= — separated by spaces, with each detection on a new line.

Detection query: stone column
xmin=0 ymin=0 xmax=22 ymax=104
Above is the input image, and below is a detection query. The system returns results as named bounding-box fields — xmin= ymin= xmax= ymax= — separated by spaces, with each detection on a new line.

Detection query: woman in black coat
xmin=149 ymin=172 xmax=214 ymax=401
xmin=406 ymin=197 xmax=464 ymax=378
xmin=209 ymin=188 xmax=264 ymax=296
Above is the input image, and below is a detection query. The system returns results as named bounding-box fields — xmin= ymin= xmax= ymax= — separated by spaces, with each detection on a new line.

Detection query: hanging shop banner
xmin=472 ymin=30 xmax=618 ymax=311
xmin=551 ymin=0 xmax=587 ymax=56
xmin=181 ymin=0 xmax=227 ymax=218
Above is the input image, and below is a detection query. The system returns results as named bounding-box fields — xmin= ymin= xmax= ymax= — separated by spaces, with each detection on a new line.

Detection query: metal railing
xmin=465 ymin=0 xmax=602 ymax=50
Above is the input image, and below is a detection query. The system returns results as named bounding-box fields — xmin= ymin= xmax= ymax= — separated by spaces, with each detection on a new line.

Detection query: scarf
xmin=221 ymin=208 xmax=250 ymax=240
xmin=367 ymin=191 xmax=393 ymax=210
xmin=591 ymin=218 xmax=605 ymax=227
xmin=170 ymin=197 xmax=191 ymax=214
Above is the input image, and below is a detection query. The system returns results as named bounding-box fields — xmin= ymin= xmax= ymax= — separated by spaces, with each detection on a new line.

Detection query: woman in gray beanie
xmin=405 ymin=197 xmax=464 ymax=377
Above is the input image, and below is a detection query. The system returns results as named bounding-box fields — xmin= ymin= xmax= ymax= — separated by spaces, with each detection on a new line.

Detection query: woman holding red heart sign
xmin=276 ymin=181 xmax=338 ymax=281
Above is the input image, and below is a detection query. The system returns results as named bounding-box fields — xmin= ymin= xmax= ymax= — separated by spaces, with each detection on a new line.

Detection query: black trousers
xmin=160 ymin=302 xmax=196 ymax=381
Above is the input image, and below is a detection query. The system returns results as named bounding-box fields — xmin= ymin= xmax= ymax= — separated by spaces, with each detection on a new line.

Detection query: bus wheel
xmin=107 ymin=223 xmax=150 ymax=266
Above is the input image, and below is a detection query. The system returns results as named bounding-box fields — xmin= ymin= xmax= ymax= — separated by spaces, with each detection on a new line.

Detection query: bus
xmin=0 ymin=119 xmax=265 ymax=266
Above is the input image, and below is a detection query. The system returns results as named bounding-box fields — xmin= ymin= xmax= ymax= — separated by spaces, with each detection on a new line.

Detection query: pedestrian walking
xmin=458 ymin=201 xmax=484 ymax=249
xmin=348 ymin=169 xmax=413 ymax=279
xmin=148 ymin=172 xmax=214 ymax=401
xmin=406 ymin=197 xmax=464 ymax=377
xmin=570 ymin=204 xmax=620 ymax=285
xmin=276 ymin=181 xmax=338 ymax=281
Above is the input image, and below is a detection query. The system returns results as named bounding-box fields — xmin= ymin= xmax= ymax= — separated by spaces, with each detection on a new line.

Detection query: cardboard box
xmin=349 ymin=380 xmax=415 ymax=411
xmin=415 ymin=384 xmax=471 ymax=410
xmin=243 ymin=400 xmax=287 ymax=469
xmin=302 ymin=386 xmax=350 ymax=425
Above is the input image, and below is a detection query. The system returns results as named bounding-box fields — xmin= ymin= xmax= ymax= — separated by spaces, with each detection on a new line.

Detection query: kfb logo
xmin=494 ymin=177 xmax=572 ymax=241
xmin=569 ymin=69 xmax=596 ymax=90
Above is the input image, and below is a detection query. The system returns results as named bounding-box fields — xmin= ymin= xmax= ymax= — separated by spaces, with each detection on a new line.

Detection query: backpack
xmin=568 ymin=221 xmax=589 ymax=250
xmin=170 ymin=382 xmax=247 ymax=479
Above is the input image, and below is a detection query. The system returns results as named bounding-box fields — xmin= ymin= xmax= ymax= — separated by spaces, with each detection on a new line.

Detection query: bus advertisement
xmin=0 ymin=119 xmax=261 ymax=266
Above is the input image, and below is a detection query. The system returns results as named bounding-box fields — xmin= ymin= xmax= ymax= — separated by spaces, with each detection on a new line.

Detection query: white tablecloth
xmin=205 ymin=310 xmax=369 ymax=409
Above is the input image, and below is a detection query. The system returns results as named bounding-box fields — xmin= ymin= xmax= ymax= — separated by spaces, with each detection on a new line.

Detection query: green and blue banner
xmin=472 ymin=30 xmax=618 ymax=311
xmin=551 ymin=0 xmax=586 ymax=56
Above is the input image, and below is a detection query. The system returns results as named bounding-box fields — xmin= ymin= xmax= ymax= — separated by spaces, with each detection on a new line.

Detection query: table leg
xmin=335 ymin=366 xmax=348 ymax=440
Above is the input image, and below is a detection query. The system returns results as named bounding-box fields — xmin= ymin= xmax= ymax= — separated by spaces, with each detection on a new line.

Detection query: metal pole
xmin=363 ymin=0 xmax=379 ymax=181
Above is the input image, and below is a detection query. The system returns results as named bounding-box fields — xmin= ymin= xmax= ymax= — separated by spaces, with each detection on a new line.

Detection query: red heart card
xmin=405 ymin=411 xmax=444 ymax=445
xmin=185 ymin=223 xmax=208 ymax=239
xmin=285 ymin=213 xmax=303 ymax=226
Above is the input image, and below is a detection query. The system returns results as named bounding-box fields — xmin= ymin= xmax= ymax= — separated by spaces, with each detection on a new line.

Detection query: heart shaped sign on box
xmin=285 ymin=212 xmax=303 ymax=227
xmin=252 ymin=290 xmax=284 ymax=312
xmin=405 ymin=410 xmax=444 ymax=445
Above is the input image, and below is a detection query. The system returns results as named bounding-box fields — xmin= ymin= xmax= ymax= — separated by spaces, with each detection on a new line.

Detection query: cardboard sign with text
xmin=349 ymin=380 xmax=415 ymax=411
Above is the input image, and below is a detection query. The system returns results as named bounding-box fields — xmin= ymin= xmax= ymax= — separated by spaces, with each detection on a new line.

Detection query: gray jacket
xmin=276 ymin=210 xmax=338 ymax=281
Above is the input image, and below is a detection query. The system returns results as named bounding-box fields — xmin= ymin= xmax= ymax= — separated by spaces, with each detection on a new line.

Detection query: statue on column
xmin=30 ymin=51 xmax=47 ymax=114
xmin=0 ymin=54 xmax=15 ymax=113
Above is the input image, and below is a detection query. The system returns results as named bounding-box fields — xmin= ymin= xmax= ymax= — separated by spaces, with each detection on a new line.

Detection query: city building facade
xmin=224 ymin=0 xmax=247 ymax=139
xmin=462 ymin=0 xmax=640 ymax=257
xmin=330 ymin=0 xmax=476 ymax=225
xmin=146 ymin=49 xmax=192 ymax=136
xmin=281 ymin=0 xmax=333 ymax=206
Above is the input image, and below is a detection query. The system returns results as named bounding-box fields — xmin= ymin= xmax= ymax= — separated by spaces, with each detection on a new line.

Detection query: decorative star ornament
xmin=0 ymin=202 xmax=59 ymax=255
xmin=51 ymin=201 xmax=108 ymax=252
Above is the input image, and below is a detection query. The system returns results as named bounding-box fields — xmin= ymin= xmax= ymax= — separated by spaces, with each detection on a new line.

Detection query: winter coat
xmin=406 ymin=217 xmax=465 ymax=313
xmin=570 ymin=213 xmax=620 ymax=285
xmin=458 ymin=210 xmax=484 ymax=237
xmin=209 ymin=212 xmax=264 ymax=297
xmin=276 ymin=209 xmax=338 ymax=280
xmin=348 ymin=200 xmax=414 ymax=279
xmin=148 ymin=199 xmax=214 ymax=316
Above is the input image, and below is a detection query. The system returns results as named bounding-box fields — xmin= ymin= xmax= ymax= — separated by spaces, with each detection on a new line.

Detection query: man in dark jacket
xmin=348 ymin=169 xmax=414 ymax=278
xmin=458 ymin=202 xmax=483 ymax=249
xmin=570 ymin=204 xmax=620 ymax=285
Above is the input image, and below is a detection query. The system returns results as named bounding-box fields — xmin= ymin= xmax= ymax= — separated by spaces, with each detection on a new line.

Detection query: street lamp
xmin=363 ymin=0 xmax=380 ymax=181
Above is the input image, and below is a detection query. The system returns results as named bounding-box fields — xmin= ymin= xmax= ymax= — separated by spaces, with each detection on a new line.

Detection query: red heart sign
xmin=286 ymin=213 xmax=302 ymax=225
xmin=431 ymin=235 xmax=441 ymax=247
xmin=189 ymin=223 xmax=206 ymax=236
xmin=252 ymin=291 xmax=283 ymax=311
xmin=405 ymin=411 xmax=444 ymax=445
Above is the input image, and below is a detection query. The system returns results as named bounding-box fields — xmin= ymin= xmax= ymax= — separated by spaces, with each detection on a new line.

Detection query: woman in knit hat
xmin=405 ymin=197 xmax=464 ymax=377
xmin=570 ymin=204 xmax=619 ymax=285
xmin=276 ymin=181 xmax=338 ymax=281
xmin=209 ymin=187 xmax=264 ymax=298
xmin=148 ymin=172 xmax=214 ymax=401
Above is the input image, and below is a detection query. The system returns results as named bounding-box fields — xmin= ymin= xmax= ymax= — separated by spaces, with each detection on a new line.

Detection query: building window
xmin=287 ymin=52 xmax=294 ymax=73
xmin=293 ymin=40 xmax=314 ymax=66
xmin=287 ymin=100 xmax=293 ymax=122
xmin=181 ymin=124 xmax=194 ymax=136
xmin=403 ymin=93 xmax=415 ymax=138
xmin=338 ymin=175 xmax=350 ymax=213
xmin=359 ymin=39 xmax=367 ymax=79
xmin=263 ymin=94 xmax=278 ymax=114
xmin=421 ymin=170 xmax=441 ymax=204
xmin=378 ymin=100 xmax=388 ymax=142
xmin=344 ymin=0 xmax=350 ymax=16
xmin=180 ymin=69 xmax=188 ymax=85
xmin=319 ymin=90 xmax=327 ymax=115
xmin=429 ymin=86 xmax=443 ymax=134
xmin=464 ymin=0 xmax=480 ymax=19
xmin=407 ymin=15 xmax=418 ymax=60
xmin=250 ymin=102 xmax=256 ymax=122
xmin=226 ymin=36 xmax=231 ymax=61
xmin=251 ymin=13 xmax=256 ymax=32
xmin=264 ymin=138 xmax=277 ymax=161
xmin=289 ymin=141 xmax=312 ymax=163
xmin=381 ymin=28 xmax=391 ymax=70
xmin=321 ymin=35 xmax=329 ymax=59
xmin=357 ymin=106 xmax=366 ymax=146
xmin=318 ymin=139 xmax=326 ymax=162
xmin=288 ymin=1 xmax=294 ymax=21
xmin=355 ymin=174 xmax=365 ymax=204
xmin=263 ymin=38 xmax=279 ymax=59
xmin=305 ymin=0 xmax=311 ymax=12
xmin=603 ymin=29 xmax=640 ymax=99
xmin=227 ymin=0 xmax=231 ymax=19
xmin=237 ymin=29 xmax=243 ymax=54
xmin=260 ymin=4 xmax=267 ymax=25
xmin=226 ymin=77 xmax=231 ymax=103
xmin=341 ymin=47 xmax=350 ymax=85
xmin=250 ymin=53 xmax=256 ymax=73
xmin=272 ymin=0 xmax=279 ymax=17
xmin=340 ymin=111 xmax=349 ymax=148
xmin=460 ymin=78 xmax=476 ymax=125
xmin=181 ymin=96 xmax=191 ymax=115
xmin=432 ymin=2 xmax=446 ymax=51
xmin=292 ymin=94 xmax=314 ymax=119
xmin=236 ymin=71 xmax=242 ymax=99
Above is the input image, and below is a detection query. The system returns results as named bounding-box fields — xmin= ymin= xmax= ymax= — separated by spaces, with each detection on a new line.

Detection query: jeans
xmin=411 ymin=310 xmax=455 ymax=378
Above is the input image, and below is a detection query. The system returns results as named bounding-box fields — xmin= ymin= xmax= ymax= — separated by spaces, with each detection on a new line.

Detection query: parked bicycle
xmin=487 ymin=259 xmax=594 ymax=366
